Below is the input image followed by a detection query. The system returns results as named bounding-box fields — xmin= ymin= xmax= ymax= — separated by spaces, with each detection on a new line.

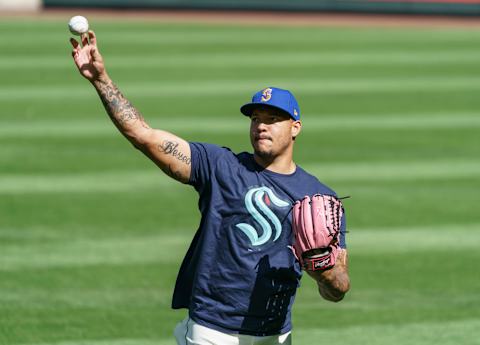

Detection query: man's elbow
xmin=322 ymin=286 xmax=349 ymax=303
xmin=125 ymin=127 xmax=152 ymax=150
xmin=322 ymin=292 xmax=344 ymax=302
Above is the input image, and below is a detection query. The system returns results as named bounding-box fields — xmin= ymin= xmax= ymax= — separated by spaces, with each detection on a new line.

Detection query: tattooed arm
xmin=307 ymin=249 xmax=350 ymax=302
xmin=70 ymin=31 xmax=191 ymax=183
xmin=92 ymin=77 xmax=191 ymax=183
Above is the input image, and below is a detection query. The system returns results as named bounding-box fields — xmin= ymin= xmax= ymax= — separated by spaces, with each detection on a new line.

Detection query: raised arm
xmin=307 ymin=248 xmax=350 ymax=302
xmin=70 ymin=31 xmax=191 ymax=183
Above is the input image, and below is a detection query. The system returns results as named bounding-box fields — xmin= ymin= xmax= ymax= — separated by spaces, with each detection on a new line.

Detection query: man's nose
xmin=256 ymin=121 xmax=268 ymax=130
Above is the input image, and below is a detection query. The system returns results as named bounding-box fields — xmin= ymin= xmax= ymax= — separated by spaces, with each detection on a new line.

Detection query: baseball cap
xmin=240 ymin=87 xmax=301 ymax=121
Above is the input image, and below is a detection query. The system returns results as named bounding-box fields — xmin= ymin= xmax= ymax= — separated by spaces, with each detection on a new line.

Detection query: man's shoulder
xmin=189 ymin=141 xmax=253 ymax=166
xmin=296 ymin=165 xmax=337 ymax=196
xmin=189 ymin=142 xmax=236 ymax=159
xmin=190 ymin=141 xmax=231 ymax=153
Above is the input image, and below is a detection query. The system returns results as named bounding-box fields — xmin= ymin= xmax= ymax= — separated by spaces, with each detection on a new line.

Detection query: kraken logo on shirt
xmin=235 ymin=186 xmax=290 ymax=247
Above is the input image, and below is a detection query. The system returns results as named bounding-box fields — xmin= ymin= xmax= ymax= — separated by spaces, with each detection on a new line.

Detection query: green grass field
xmin=1 ymin=16 xmax=480 ymax=345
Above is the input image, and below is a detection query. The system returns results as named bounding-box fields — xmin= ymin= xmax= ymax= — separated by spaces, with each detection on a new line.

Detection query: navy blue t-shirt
xmin=172 ymin=142 xmax=347 ymax=336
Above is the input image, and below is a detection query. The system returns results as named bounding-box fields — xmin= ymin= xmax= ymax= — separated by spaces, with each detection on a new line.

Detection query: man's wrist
xmin=91 ymin=72 xmax=110 ymax=86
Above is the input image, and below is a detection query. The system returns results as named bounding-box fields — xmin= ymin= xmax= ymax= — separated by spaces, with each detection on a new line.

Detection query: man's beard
xmin=254 ymin=147 xmax=274 ymax=161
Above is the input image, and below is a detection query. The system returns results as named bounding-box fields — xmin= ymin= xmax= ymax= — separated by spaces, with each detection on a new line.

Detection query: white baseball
xmin=68 ymin=16 xmax=89 ymax=36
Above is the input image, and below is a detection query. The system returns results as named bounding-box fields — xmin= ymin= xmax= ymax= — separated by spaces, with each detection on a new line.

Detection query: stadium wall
xmin=43 ymin=0 xmax=480 ymax=16
xmin=0 ymin=0 xmax=41 ymax=11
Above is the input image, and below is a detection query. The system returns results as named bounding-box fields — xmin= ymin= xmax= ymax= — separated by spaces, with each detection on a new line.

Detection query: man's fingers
xmin=90 ymin=47 xmax=99 ymax=61
xmin=81 ymin=33 xmax=89 ymax=47
xmin=70 ymin=38 xmax=80 ymax=61
xmin=70 ymin=38 xmax=79 ymax=49
xmin=88 ymin=30 xmax=97 ymax=46
xmin=71 ymin=48 xmax=80 ymax=60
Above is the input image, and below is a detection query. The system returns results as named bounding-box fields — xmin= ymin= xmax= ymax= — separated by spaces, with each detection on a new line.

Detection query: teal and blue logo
xmin=235 ymin=187 xmax=290 ymax=247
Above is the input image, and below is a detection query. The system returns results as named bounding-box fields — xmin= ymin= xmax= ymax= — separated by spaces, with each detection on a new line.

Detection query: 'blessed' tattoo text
xmin=158 ymin=141 xmax=191 ymax=165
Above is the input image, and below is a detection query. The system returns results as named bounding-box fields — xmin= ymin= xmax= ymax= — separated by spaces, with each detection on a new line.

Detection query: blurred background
xmin=1 ymin=0 xmax=480 ymax=344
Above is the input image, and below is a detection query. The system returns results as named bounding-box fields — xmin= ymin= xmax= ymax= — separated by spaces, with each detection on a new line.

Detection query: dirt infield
xmin=4 ymin=8 xmax=480 ymax=28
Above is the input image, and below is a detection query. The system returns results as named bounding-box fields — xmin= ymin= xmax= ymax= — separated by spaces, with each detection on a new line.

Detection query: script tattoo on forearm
xmin=95 ymin=79 xmax=149 ymax=129
xmin=158 ymin=140 xmax=191 ymax=165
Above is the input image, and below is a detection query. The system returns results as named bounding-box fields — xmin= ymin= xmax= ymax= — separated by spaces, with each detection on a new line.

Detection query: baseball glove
xmin=292 ymin=194 xmax=344 ymax=271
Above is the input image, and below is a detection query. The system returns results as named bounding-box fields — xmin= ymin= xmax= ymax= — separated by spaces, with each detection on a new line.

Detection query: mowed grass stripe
xmin=12 ymin=318 xmax=480 ymax=345
xmin=1 ymin=224 xmax=478 ymax=271
xmin=2 ymin=26 xmax=480 ymax=44
xmin=0 ymin=233 xmax=190 ymax=271
xmin=17 ymin=340 xmax=173 ymax=345
xmin=1 ymin=113 xmax=479 ymax=138
xmin=1 ymin=159 xmax=479 ymax=194
xmin=3 ymin=76 xmax=480 ymax=100
xmin=347 ymin=224 xmax=480 ymax=254
xmin=296 ymin=288 xmax=480 ymax=311
xmin=4 ymin=50 xmax=480 ymax=69
xmin=0 ymin=171 xmax=172 ymax=194
xmin=304 ymin=159 xmax=480 ymax=181
xmin=0 ymin=286 xmax=172 ymax=309
xmin=294 ymin=319 xmax=480 ymax=345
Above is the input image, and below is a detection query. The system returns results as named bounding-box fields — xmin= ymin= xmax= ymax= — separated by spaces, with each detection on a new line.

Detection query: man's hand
xmin=70 ymin=30 xmax=107 ymax=83
xmin=307 ymin=248 xmax=350 ymax=302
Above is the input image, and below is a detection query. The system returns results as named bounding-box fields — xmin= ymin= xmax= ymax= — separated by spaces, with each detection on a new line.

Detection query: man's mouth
xmin=255 ymin=136 xmax=271 ymax=142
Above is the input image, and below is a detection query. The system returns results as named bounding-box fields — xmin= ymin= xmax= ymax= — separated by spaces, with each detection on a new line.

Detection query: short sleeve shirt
xmin=171 ymin=142 xmax=347 ymax=336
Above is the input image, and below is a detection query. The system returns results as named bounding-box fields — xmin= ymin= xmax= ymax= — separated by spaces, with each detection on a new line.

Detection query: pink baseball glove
xmin=292 ymin=194 xmax=344 ymax=271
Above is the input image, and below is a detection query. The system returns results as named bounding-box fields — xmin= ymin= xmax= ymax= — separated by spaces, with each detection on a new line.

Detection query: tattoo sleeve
xmin=93 ymin=78 xmax=150 ymax=135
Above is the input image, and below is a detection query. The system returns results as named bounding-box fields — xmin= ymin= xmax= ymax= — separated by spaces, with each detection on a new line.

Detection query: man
xmin=70 ymin=31 xmax=350 ymax=345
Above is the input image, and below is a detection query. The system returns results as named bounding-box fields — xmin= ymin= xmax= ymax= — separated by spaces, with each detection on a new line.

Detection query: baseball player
xmin=70 ymin=31 xmax=350 ymax=345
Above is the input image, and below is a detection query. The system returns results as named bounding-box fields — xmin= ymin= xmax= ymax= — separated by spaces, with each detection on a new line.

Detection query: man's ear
xmin=291 ymin=120 xmax=302 ymax=140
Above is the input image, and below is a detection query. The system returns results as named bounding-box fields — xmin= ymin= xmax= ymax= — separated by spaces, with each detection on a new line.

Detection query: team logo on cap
xmin=294 ymin=109 xmax=298 ymax=117
xmin=261 ymin=88 xmax=272 ymax=102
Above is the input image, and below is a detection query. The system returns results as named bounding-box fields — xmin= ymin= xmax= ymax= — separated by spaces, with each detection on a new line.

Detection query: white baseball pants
xmin=174 ymin=317 xmax=292 ymax=345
